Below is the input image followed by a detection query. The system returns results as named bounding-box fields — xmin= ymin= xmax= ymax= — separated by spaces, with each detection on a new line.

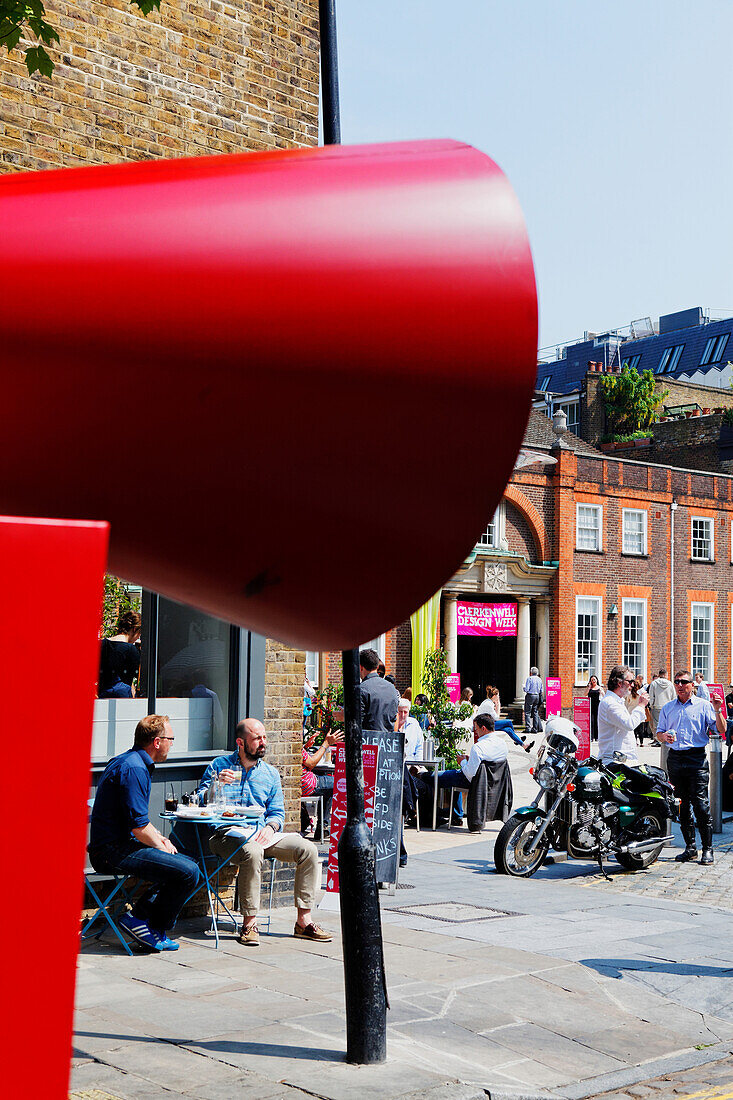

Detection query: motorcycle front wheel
xmin=615 ymin=808 xmax=666 ymax=871
xmin=495 ymin=813 xmax=550 ymax=877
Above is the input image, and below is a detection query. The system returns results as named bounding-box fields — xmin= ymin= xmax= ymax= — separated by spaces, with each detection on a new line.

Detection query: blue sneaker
xmin=153 ymin=932 xmax=179 ymax=951
xmin=118 ymin=912 xmax=164 ymax=952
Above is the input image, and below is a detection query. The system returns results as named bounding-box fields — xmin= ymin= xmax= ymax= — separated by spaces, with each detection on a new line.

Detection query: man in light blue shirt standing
xmin=656 ymin=670 xmax=726 ymax=865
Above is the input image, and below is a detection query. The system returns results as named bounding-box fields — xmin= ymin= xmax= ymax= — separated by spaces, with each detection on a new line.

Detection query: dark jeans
xmin=523 ymin=694 xmax=541 ymax=733
xmin=437 ymin=769 xmax=470 ymax=791
xmin=89 ymin=842 xmax=201 ymax=932
xmin=300 ymin=773 xmax=334 ymax=832
xmin=667 ymin=749 xmax=712 ymax=849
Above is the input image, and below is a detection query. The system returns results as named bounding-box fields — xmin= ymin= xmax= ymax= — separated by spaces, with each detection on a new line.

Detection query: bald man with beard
xmin=198 ymin=718 xmax=331 ymax=947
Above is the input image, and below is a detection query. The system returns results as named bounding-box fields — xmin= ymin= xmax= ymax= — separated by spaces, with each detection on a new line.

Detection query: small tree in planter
xmin=599 ymin=367 xmax=668 ymax=436
xmin=416 ymin=647 xmax=466 ymax=767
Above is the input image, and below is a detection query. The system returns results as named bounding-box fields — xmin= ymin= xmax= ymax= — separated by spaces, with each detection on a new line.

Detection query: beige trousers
xmin=209 ymin=831 xmax=320 ymax=917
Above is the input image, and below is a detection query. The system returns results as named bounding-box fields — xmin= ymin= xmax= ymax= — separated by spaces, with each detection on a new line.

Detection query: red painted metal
xmin=0 ymin=516 xmax=108 ymax=1097
xmin=0 ymin=140 xmax=536 ymax=649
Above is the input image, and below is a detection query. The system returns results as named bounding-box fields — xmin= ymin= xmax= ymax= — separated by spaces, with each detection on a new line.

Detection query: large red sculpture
xmin=0 ymin=140 xmax=536 ymax=650
xmin=0 ymin=140 xmax=536 ymax=1095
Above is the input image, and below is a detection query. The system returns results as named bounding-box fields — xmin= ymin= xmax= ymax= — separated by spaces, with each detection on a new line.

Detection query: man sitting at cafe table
xmin=88 ymin=714 xmax=201 ymax=953
xmin=435 ymin=711 xmax=507 ymax=801
xmin=197 ymin=717 xmax=331 ymax=947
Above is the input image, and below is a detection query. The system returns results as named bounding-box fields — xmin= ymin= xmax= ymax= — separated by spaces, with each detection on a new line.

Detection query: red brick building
xmin=315 ymin=411 xmax=733 ymax=718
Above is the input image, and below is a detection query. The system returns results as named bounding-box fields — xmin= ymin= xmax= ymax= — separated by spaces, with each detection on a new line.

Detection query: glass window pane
xmin=92 ymin=577 xmax=145 ymax=758
xmin=577 ymin=505 xmax=600 ymax=550
xmin=691 ymin=604 xmax=712 ymax=681
xmin=692 ymin=517 xmax=712 ymax=560
xmin=623 ymin=510 xmax=644 ymax=555
xmin=156 ymin=597 xmax=232 ymax=754
xmin=576 ymin=598 xmax=599 ymax=681
xmin=623 ymin=599 xmax=645 ymax=675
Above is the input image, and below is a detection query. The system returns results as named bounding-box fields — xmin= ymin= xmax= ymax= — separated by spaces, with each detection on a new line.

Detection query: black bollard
xmin=338 ymin=647 xmax=387 ymax=1064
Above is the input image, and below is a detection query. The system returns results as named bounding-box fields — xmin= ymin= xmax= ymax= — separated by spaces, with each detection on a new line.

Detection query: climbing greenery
xmin=598 ymin=367 xmax=668 ymax=437
xmin=0 ymin=0 xmax=161 ymax=76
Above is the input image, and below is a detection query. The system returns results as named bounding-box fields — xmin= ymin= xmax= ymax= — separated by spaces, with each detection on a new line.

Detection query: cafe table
xmin=405 ymin=756 xmax=444 ymax=831
xmin=161 ymin=805 xmax=261 ymax=948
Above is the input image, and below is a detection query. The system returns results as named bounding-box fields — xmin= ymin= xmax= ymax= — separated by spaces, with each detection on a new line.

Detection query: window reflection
xmin=156 ymin=596 xmax=231 ymax=753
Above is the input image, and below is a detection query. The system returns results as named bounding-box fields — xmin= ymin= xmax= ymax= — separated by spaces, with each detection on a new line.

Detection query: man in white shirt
xmin=397 ymin=698 xmax=425 ymax=761
xmin=597 ymin=664 xmax=648 ymax=765
xmin=695 ymin=673 xmax=711 ymax=701
xmin=436 ymin=711 xmax=507 ymax=797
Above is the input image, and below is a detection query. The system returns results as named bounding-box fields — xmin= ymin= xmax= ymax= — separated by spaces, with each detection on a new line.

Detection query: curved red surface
xmin=0 ymin=140 xmax=537 ymax=648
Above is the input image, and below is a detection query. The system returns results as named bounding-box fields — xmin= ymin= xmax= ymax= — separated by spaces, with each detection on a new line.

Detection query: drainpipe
xmin=670 ymin=499 xmax=677 ymax=670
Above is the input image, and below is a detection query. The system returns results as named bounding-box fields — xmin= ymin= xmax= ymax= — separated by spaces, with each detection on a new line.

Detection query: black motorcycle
xmin=494 ymin=723 xmax=679 ymax=878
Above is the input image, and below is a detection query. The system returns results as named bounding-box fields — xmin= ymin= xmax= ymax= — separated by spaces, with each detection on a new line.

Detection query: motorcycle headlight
xmin=536 ymin=764 xmax=557 ymax=790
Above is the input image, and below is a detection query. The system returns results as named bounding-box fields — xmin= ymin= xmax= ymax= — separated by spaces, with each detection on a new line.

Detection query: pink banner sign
xmin=707 ymin=683 xmax=727 ymax=719
xmin=326 ymin=743 xmax=378 ymax=893
xmin=573 ymin=697 xmax=591 ymax=759
xmin=457 ymin=601 xmax=517 ymax=637
xmin=546 ymin=677 xmax=561 ymax=717
xmin=446 ymin=673 xmax=461 ymax=704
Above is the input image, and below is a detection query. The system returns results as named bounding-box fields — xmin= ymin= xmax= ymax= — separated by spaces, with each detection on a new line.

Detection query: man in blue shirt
xmin=199 ymin=718 xmax=330 ymax=948
xmin=89 ymin=714 xmax=201 ymax=951
xmin=522 ymin=666 xmax=544 ymax=735
xmin=656 ymin=669 xmax=726 ymax=865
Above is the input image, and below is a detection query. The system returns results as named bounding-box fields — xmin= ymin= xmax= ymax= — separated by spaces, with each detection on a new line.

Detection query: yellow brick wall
xmin=264 ymin=639 xmax=305 ymax=829
xmin=0 ymin=0 xmax=320 ymax=172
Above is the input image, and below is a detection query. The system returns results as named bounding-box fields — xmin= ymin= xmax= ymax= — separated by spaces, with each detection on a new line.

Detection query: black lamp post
xmin=317 ymin=0 xmax=388 ymax=1065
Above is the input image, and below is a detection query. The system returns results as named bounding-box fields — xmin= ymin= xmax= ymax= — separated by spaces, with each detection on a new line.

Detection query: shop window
xmin=622 ymin=599 xmax=646 ymax=678
xmin=576 ymin=597 xmax=601 ymax=683
xmin=622 ymin=509 xmax=647 ymax=555
xmin=691 ymin=516 xmax=714 ymax=561
xmin=576 ymin=504 xmax=602 ymax=551
xmin=691 ymin=603 xmax=713 ymax=681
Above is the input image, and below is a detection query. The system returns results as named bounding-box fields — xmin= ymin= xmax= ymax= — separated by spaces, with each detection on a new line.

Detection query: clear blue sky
xmin=335 ymin=0 xmax=733 ymax=351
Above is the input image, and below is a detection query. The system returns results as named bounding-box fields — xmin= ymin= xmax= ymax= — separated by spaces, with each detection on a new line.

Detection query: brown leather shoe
xmin=236 ymin=923 xmax=259 ymax=946
xmin=293 ymin=922 xmax=332 ymax=942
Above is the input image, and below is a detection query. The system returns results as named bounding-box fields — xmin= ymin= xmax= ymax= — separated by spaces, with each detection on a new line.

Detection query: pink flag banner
xmin=573 ymin=697 xmax=591 ymax=759
xmin=456 ymin=601 xmax=517 ymax=637
xmin=707 ymin=683 xmax=727 ymax=719
xmin=326 ymin=743 xmax=378 ymax=893
xmin=446 ymin=673 xmax=461 ymax=704
xmin=546 ymin=677 xmax=561 ymax=717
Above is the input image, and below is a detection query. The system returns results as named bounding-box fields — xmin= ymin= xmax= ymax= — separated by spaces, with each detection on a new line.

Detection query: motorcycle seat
xmin=607 ymin=761 xmax=668 ymax=792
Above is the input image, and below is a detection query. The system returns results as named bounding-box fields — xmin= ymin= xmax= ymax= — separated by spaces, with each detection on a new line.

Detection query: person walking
xmin=695 ymin=673 xmax=711 ymax=701
xmin=522 ymin=666 xmax=543 ymax=735
xmin=656 ymin=670 xmax=726 ymax=866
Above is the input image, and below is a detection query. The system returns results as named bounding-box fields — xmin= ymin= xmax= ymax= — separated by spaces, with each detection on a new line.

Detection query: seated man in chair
xmin=435 ymin=711 xmax=507 ymax=824
xmin=198 ymin=718 xmax=331 ymax=947
xmin=88 ymin=714 xmax=201 ymax=952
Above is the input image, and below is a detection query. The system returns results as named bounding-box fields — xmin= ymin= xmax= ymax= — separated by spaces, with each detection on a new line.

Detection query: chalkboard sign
xmin=364 ymin=726 xmax=405 ymax=884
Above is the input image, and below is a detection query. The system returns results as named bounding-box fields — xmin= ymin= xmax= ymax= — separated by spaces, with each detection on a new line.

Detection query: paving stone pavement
xmin=72 ymin=745 xmax=733 ymax=1100
xmin=587 ymin=1052 xmax=733 ymax=1098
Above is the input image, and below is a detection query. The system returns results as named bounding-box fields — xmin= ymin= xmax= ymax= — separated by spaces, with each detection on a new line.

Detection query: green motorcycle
xmin=495 ymin=719 xmax=679 ymax=878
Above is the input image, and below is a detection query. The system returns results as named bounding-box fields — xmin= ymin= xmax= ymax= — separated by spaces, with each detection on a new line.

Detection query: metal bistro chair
xmin=81 ymin=798 xmax=136 ymax=954
xmin=81 ymin=868 xmax=136 ymax=955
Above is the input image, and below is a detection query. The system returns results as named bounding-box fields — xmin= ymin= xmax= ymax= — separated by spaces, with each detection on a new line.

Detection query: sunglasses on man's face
xmin=674 ymin=678 xmax=692 ymax=685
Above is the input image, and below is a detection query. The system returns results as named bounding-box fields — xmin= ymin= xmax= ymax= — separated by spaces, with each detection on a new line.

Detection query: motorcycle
xmin=494 ymin=717 xmax=679 ymax=878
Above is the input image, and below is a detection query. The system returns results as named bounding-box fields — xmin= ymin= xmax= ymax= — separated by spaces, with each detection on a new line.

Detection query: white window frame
xmin=575 ymin=596 xmax=602 ymax=685
xmin=622 ymin=598 xmax=647 ymax=680
xmin=305 ymin=651 xmax=319 ymax=688
xmin=730 ymin=521 xmax=733 ymax=564
xmin=576 ymin=503 xmax=603 ymax=552
xmin=361 ymin=635 xmax=386 ymax=662
xmin=622 ymin=508 xmax=647 ymax=555
xmin=477 ymin=502 xmax=505 ymax=549
xmin=691 ymin=516 xmax=714 ymax=561
xmin=691 ymin=602 xmax=714 ymax=682
xmin=559 ymin=399 xmax=580 ymax=434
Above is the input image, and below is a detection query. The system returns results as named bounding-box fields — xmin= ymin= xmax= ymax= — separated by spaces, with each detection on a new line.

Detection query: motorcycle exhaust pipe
xmin=617 ymin=834 xmax=673 ymax=854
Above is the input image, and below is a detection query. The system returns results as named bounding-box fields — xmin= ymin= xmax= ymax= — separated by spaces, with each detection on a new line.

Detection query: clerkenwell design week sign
xmin=457 ymin=601 xmax=518 ymax=637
